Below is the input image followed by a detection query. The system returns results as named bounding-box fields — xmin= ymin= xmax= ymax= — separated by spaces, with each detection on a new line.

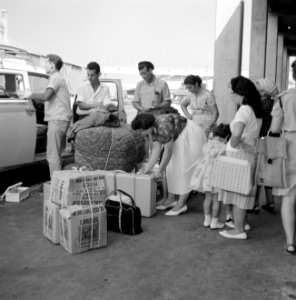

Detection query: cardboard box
xmin=4 ymin=184 xmax=30 ymax=203
xmin=50 ymin=170 xmax=107 ymax=207
xmin=43 ymin=200 xmax=60 ymax=244
xmin=59 ymin=204 xmax=107 ymax=254
xmin=43 ymin=181 xmax=51 ymax=202
xmin=115 ymin=172 xmax=157 ymax=217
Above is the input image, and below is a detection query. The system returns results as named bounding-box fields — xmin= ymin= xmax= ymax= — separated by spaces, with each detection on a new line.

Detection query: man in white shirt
xmin=18 ymin=54 xmax=72 ymax=177
xmin=76 ymin=61 xmax=116 ymax=117
xmin=68 ymin=62 xmax=117 ymax=139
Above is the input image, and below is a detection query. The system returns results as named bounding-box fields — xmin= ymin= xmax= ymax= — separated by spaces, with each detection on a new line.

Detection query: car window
xmin=28 ymin=73 xmax=48 ymax=93
xmin=0 ymin=73 xmax=24 ymax=99
xmin=102 ymin=81 xmax=118 ymax=107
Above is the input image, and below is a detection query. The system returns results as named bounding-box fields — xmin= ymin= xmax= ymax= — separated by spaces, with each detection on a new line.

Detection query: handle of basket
xmin=106 ymin=189 xmax=136 ymax=207
xmin=1 ymin=182 xmax=23 ymax=199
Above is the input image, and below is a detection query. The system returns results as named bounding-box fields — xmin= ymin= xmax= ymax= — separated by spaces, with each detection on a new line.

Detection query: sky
xmin=1 ymin=0 xmax=217 ymax=70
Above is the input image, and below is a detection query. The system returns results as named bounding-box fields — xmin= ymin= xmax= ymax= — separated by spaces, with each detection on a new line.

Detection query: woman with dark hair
xmin=219 ymin=76 xmax=263 ymax=240
xmin=131 ymin=113 xmax=207 ymax=216
xmin=270 ymin=60 xmax=296 ymax=254
xmin=181 ymin=75 xmax=219 ymax=136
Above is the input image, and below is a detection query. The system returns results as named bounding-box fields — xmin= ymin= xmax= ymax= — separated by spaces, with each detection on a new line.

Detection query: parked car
xmin=0 ymin=44 xmax=127 ymax=171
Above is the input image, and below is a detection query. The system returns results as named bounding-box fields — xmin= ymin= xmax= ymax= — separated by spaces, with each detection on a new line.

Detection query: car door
xmin=100 ymin=79 xmax=127 ymax=124
xmin=0 ymin=71 xmax=37 ymax=169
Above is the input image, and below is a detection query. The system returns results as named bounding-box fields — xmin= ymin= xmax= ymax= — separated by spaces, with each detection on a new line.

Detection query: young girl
xmin=189 ymin=124 xmax=231 ymax=229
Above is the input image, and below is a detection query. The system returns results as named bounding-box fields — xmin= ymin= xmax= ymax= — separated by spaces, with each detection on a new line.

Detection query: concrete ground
xmin=0 ymin=185 xmax=296 ymax=300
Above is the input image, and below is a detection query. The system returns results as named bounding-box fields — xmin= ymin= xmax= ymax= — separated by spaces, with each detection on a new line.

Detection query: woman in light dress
xmin=181 ymin=75 xmax=219 ymax=136
xmin=218 ymin=76 xmax=263 ymax=240
xmin=131 ymin=113 xmax=207 ymax=216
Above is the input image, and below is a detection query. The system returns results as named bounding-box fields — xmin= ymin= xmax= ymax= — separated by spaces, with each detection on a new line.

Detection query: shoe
xmin=225 ymin=219 xmax=251 ymax=231
xmin=244 ymin=223 xmax=251 ymax=231
xmin=203 ymin=219 xmax=211 ymax=228
xmin=225 ymin=219 xmax=235 ymax=229
xmin=219 ymin=230 xmax=247 ymax=240
xmin=247 ymin=205 xmax=260 ymax=214
xmin=210 ymin=221 xmax=225 ymax=230
xmin=156 ymin=201 xmax=177 ymax=211
xmin=286 ymin=244 xmax=296 ymax=255
xmin=262 ymin=203 xmax=275 ymax=213
xmin=165 ymin=205 xmax=188 ymax=216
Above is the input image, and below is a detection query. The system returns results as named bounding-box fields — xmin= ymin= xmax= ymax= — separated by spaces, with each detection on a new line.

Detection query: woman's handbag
xmin=105 ymin=189 xmax=143 ymax=235
xmin=255 ymin=133 xmax=287 ymax=188
xmin=210 ymin=155 xmax=252 ymax=195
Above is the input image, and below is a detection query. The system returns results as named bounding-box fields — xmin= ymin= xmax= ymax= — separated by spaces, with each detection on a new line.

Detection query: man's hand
xmin=17 ymin=91 xmax=32 ymax=100
xmin=25 ymin=100 xmax=36 ymax=112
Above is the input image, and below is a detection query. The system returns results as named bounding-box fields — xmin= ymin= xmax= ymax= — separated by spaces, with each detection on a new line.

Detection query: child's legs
xmin=203 ymin=192 xmax=212 ymax=216
xmin=264 ymin=186 xmax=274 ymax=205
xmin=211 ymin=193 xmax=221 ymax=218
xmin=225 ymin=204 xmax=233 ymax=219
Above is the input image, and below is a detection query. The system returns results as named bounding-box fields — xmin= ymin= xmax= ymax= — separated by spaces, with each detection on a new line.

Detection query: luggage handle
xmin=1 ymin=182 xmax=23 ymax=200
xmin=106 ymin=189 xmax=136 ymax=208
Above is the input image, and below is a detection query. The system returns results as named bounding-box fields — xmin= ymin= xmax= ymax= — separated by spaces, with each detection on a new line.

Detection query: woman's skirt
xmin=166 ymin=120 xmax=207 ymax=195
xmin=219 ymin=149 xmax=257 ymax=210
xmin=273 ymin=131 xmax=296 ymax=196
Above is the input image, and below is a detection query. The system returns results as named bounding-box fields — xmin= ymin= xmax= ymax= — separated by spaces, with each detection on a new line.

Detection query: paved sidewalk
xmin=0 ymin=185 xmax=295 ymax=300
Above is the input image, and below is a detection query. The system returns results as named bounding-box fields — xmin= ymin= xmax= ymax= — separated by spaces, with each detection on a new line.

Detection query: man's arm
xmin=153 ymin=99 xmax=171 ymax=109
xmin=18 ymin=88 xmax=54 ymax=102
xmin=132 ymin=101 xmax=147 ymax=112
xmin=132 ymin=82 xmax=147 ymax=112
xmin=77 ymin=101 xmax=96 ymax=111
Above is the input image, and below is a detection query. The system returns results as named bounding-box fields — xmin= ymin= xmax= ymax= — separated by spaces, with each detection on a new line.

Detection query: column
xmin=276 ymin=34 xmax=284 ymax=91
xmin=265 ymin=12 xmax=278 ymax=82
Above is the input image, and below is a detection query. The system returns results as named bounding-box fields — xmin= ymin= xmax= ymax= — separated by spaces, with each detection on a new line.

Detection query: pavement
xmin=0 ymin=185 xmax=296 ymax=300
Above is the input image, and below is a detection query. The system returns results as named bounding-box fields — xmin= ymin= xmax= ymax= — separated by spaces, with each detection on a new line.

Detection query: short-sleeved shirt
xmin=152 ymin=114 xmax=187 ymax=144
xmin=76 ymin=82 xmax=112 ymax=115
xmin=132 ymin=76 xmax=171 ymax=109
xmin=45 ymin=72 xmax=72 ymax=122
xmin=226 ymin=105 xmax=262 ymax=151
xmin=271 ymin=88 xmax=296 ymax=132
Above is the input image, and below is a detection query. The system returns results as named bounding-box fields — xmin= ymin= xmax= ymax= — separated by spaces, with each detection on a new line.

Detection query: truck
xmin=0 ymin=44 xmax=127 ymax=171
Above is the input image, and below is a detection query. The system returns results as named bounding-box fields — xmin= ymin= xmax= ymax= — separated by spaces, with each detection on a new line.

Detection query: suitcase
xmin=115 ymin=172 xmax=157 ymax=217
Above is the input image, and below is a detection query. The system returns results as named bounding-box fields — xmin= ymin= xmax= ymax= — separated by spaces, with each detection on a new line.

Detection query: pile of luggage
xmin=43 ymin=167 xmax=158 ymax=254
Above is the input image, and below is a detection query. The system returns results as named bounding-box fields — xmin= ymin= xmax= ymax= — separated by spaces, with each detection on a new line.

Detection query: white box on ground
xmin=43 ymin=200 xmax=60 ymax=244
xmin=2 ymin=182 xmax=30 ymax=203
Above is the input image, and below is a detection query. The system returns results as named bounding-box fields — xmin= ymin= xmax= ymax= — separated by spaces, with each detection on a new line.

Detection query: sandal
xmin=247 ymin=205 xmax=260 ymax=214
xmin=286 ymin=244 xmax=296 ymax=255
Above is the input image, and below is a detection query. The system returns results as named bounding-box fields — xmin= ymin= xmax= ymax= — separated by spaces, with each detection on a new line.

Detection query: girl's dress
xmin=189 ymin=139 xmax=226 ymax=193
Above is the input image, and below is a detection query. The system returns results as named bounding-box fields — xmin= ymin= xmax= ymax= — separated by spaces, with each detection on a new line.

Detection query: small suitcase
xmin=115 ymin=172 xmax=157 ymax=217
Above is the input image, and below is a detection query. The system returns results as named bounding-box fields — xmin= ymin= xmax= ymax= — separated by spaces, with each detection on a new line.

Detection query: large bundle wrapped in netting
xmin=74 ymin=126 xmax=146 ymax=172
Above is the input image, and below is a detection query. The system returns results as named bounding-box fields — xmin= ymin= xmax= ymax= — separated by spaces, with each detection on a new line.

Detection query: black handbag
xmin=105 ymin=189 xmax=143 ymax=235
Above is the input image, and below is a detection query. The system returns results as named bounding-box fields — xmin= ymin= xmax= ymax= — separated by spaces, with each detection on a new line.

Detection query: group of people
xmin=17 ymin=55 xmax=296 ymax=255
xmin=131 ymin=60 xmax=296 ymax=255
